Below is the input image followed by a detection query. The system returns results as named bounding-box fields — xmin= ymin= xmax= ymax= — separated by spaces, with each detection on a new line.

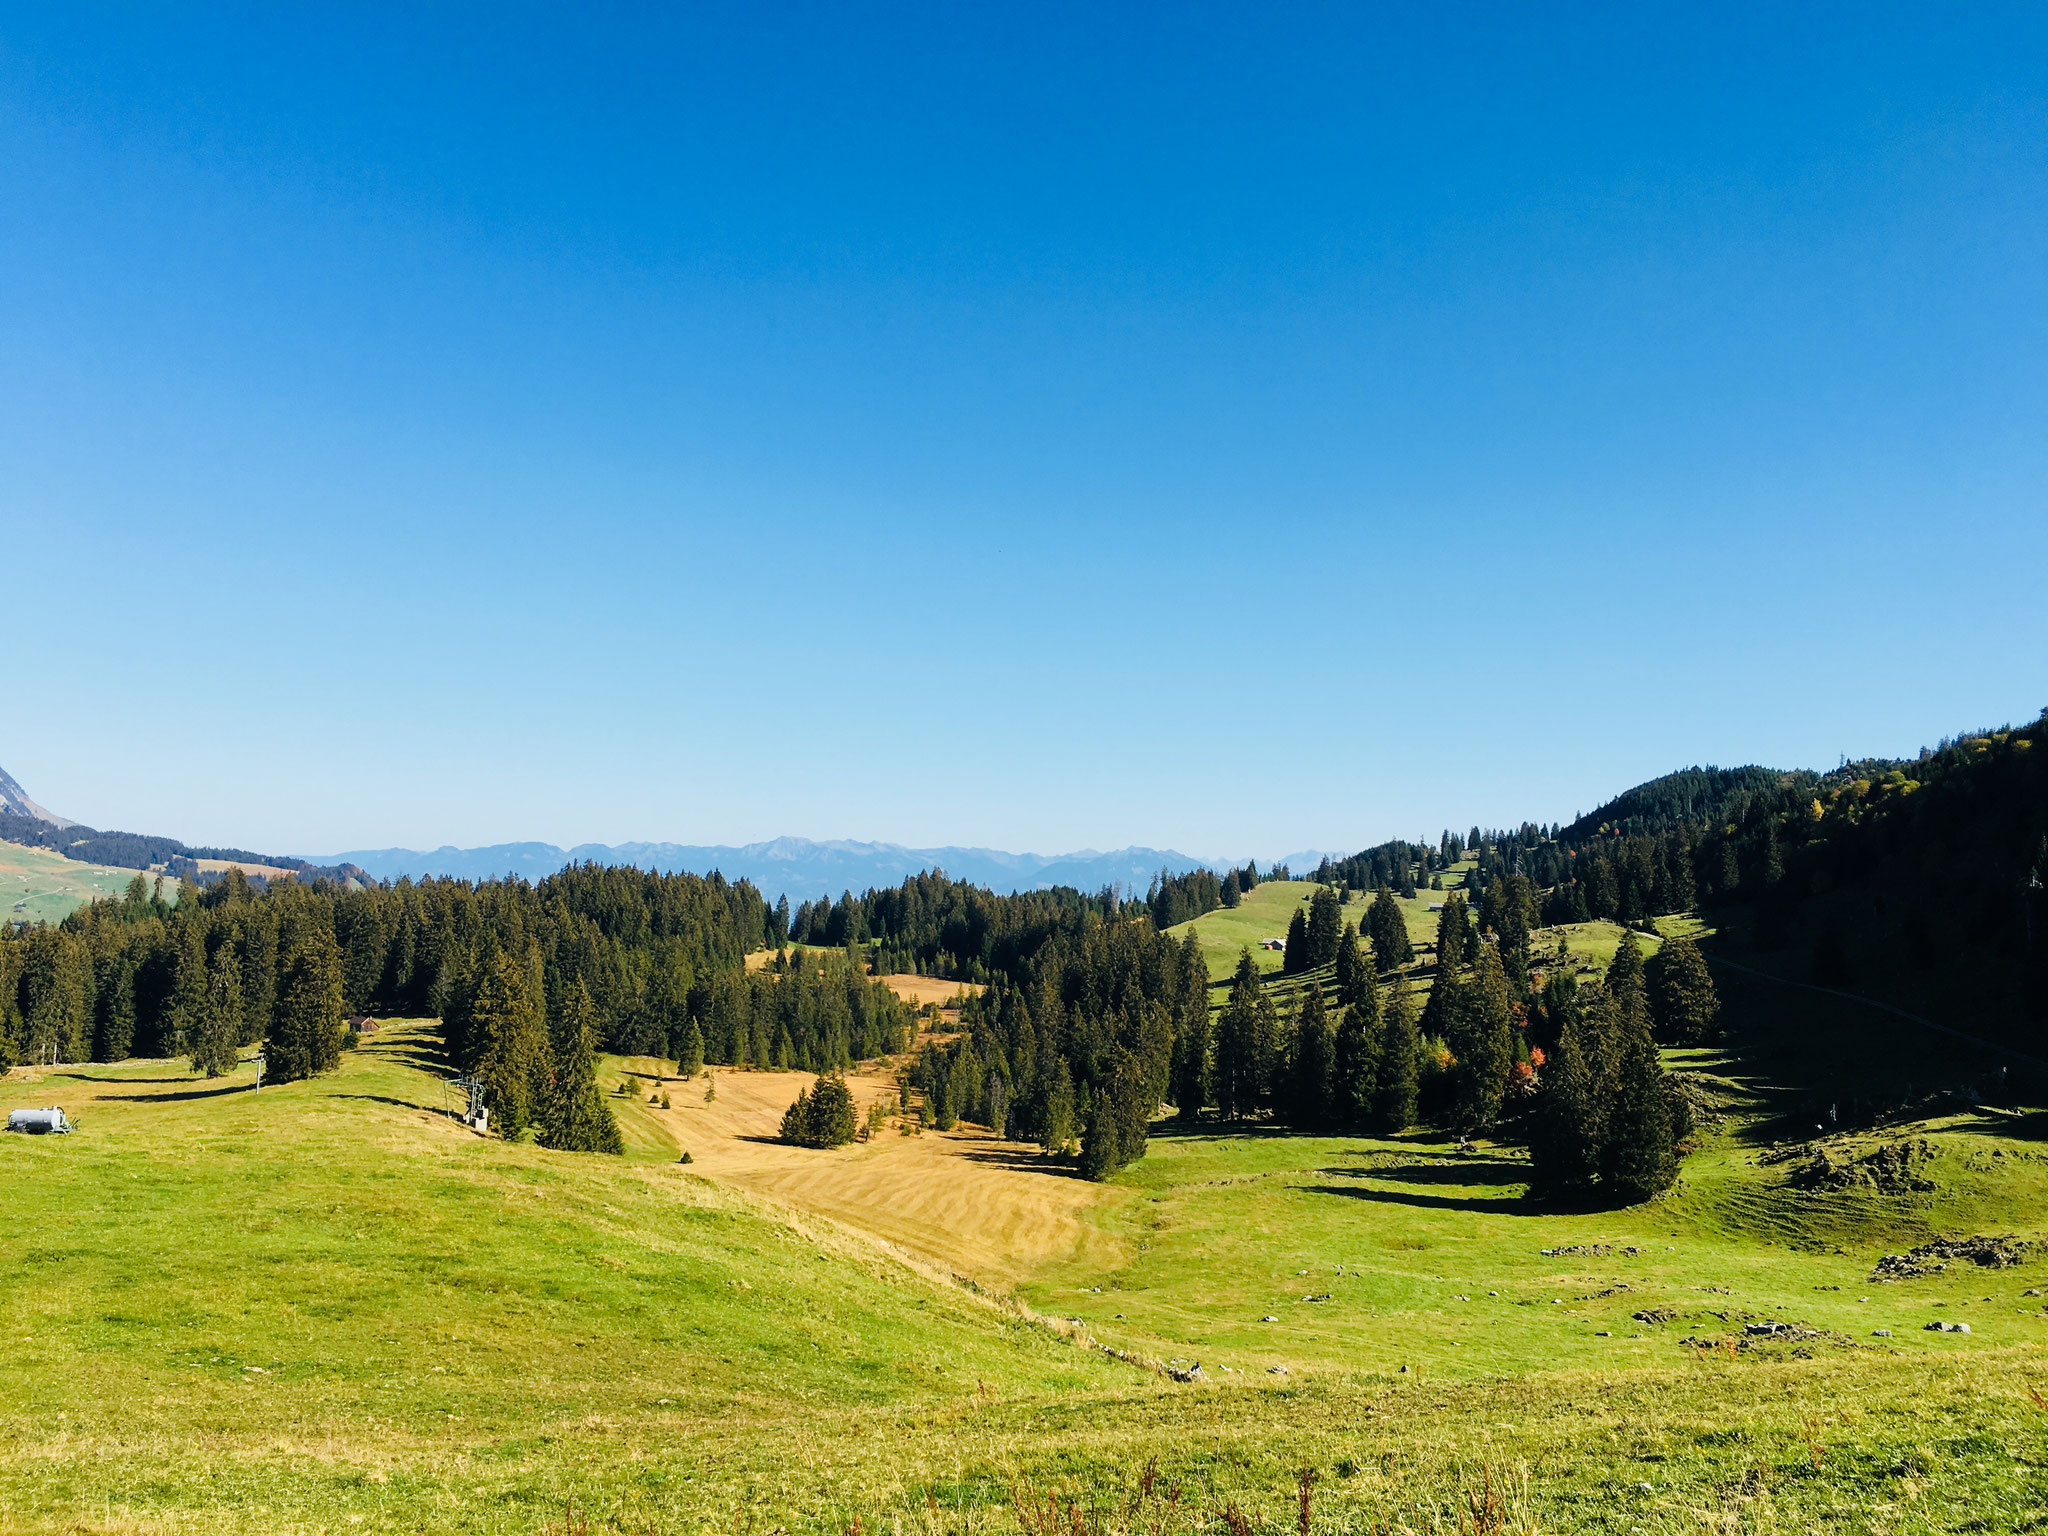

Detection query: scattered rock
xmin=1873 ymin=1236 xmax=2035 ymax=1281
xmin=1301 ymin=1293 xmax=1330 ymax=1303
xmin=1872 ymin=1329 xmax=1892 ymax=1337
xmin=1792 ymin=1138 xmax=1940 ymax=1195
xmin=1540 ymin=1244 xmax=1642 ymax=1259
xmin=1632 ymin=1308 xmax=1676 ymax=1325
xmin=1268 ymin=1365 xmax=1289 ymax=1375
xmin=1167 ymin=1362 xmax=1204 ymax=1383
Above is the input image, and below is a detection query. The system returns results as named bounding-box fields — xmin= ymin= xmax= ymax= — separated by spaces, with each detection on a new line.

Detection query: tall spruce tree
xmin=1283 ymin=907 xmax=1310 ymax=974
xmin=1332 ymin=955 xmax=1383 ymax=1125
xmin=1332 ymin=921 xmax=1364 ymax=1005
xmin=1170 ymin=933 xmax=1212 ymax=1119
xmin=677 ymin=1015 xmax=706 ymax=1077
xmin=269 ymin=922 xmax=344 ymax=1084
xmin=1368 ymin=888 xmax=1413 ymax=968
xmin=539 ymin=979 xmax=624 ymax=1154
xmin=1593 ymin=931 xmax=1679 ymax=1200
xmin=191 ymin=939 xmax=240 ymax=1078
xmin=1212 ymin=949 xmax=1267 ymax=1119
xmin=1646 ymin=935 xmax=1719 ymax=1045
xmin=1450 ymin=941 xmax=1514 ymax=1132
xmin=166 ymin=922 xmax=210 ymax=1059
xmin=1305 ymin=886 xmax=1343 ymax=970
xmin=472 ymin=947 xmax=550 ymax=1139
xmin=1435 ymin=894 xmax=1473 ymax=971
xmin=1526 ymin=971 xmax=1601 ymax=1191
xmin=1375 ymin=973 xmax=1420 ymax=1132
xmin=1285 ymin=983 xmax=1335 ymax=1128
xmin=1599 ymin=986 xmax=1678 ymax=1201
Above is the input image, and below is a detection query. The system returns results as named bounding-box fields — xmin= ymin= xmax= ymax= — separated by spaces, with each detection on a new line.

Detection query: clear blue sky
xmin=4 ymin=5 xmax=2044 ymax=860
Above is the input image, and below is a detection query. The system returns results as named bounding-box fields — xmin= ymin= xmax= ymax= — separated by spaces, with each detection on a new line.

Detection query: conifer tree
xmin=191 ymin=939 xmax=240 ymax=1078
xmin=1332 ymin=956 xmax=1383 ymax=1125
xmin=1435 ymin=894 xmax=1473 ymax=971
xmin=1645 ymin=935 xmax=1719 ymax=1045
xmin=471 ymin=947 xmax=549 ymax=1137
xmin=1283 ymin=906 xmax=1310 ymax=974
xmin=1599 ymin=986 xmax=1678 ymax=1201
xmin=1607 ymin=930 xmax=1647 ymax=1024
xmin=1305 ymin=885 xmax=1343 ymax=969
xmin=1041 ymin=1065 xmax=1076 ymax=1153
xmin=1419 ymin=949 xmax=1461 ymax=1043
xmin=166 ymin=922 xmax=210 ymax=1058
xmin=1375 ymin=974 xmax=1420 ymax=1132
xmin=539 ymin=979 xmax=624 ymax=1154
xmin=1450 ymin=941 xmax=1513 ymax=1132
xmin=269 ymin=922 xmax=344 ymax=1084
xmin=1212 ymin=949 xmax=1267 ymax=1119
xmin=1285 ymin=983 xmax=1335 ymax=1128
xmin=1332 ymin=921 xmax=1363 ymax=1004
xmin=1367 ymin=888 xmax=1412 ymax=968
xmin=1078 ymin=1083 xmax=1121 ymax=1180
xmin=1527 ymin=977 xmax=1601 ymax=1192
xmin=1169 ymin=938 xmax=1212 ymax=1120
xmin=677 ymin=1015 xmax=706 ymax=1077
xmin=782 ymin=1073 xmax=857 ymax=1147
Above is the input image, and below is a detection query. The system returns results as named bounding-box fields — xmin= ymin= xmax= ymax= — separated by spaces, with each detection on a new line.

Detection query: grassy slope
xmin=8 ymin=986 xmax=2048 ymax=1529
xmin=0 ymin=1026 xmax=1129 ymax=1533
xmin=0 ymin=839 xmax=148 ymax=924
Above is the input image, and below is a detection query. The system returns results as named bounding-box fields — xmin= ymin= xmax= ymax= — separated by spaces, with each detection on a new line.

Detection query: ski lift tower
xmin=444 ymin=1075 xmax=488 ymax=1134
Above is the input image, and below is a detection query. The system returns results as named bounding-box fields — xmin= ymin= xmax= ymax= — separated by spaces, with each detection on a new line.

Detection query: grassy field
xmin=1168 ymin=876 xmax=1464 ymax=984
xmin=5 ymin=936 xmax=2048 ymax=1531
xmin=0 ymin=839 xmax=151 ymax=925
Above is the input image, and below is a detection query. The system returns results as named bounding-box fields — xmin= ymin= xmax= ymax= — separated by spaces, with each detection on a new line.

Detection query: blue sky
xmin=4 ymin=4 xmax=2044 ymax=859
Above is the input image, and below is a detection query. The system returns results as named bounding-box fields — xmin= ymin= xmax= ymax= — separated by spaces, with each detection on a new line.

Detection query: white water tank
xmin=8 ymin=1107 xmax=72 ymax=1135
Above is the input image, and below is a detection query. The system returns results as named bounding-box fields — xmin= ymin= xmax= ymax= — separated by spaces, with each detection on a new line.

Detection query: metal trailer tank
xmin=7 ymin=1107 xmax=73 ymax=1134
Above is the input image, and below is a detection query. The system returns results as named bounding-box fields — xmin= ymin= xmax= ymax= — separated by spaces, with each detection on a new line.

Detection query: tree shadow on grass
xmin=955 ymin=1146 xmax=1091 ymax=1179
xmin=332 ymin=1093 xmax=439 ymax=1113
xmin=57 ymin=1073 xmax=201 ymax=1086
xmin=94 ymin=1082 xmax=250 ymax=1103
xmin=1325 ymin=1158 xmax=1529 ymax=1188
xmin=361 ymin=1042 xmax=449 ymax=1073
xmin=1302 ymin=1183 xmax=1527 ymax=1215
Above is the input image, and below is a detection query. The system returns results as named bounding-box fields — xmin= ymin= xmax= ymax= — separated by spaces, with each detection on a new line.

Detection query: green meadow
xmin=4 ymin=977 xmax=2048 ymax=1533
xmin=0 ymin=840 xmax=149 ymax=926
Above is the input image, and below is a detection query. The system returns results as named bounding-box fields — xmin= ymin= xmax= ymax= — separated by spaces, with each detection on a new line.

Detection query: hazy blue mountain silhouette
xmin=308 ymin=836 xmax=1287 ymax=902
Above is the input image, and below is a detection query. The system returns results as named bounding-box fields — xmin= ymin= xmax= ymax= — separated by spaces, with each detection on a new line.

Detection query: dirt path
xmin=613 ymin=1061 xmax=1117 ymax=1285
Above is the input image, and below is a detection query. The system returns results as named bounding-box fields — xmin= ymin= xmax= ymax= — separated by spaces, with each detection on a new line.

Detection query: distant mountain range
xmin=309 ymin=837 xmax=1345 ymax=902
xmin=0 ymin=759 xmax=1346 ymax=900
